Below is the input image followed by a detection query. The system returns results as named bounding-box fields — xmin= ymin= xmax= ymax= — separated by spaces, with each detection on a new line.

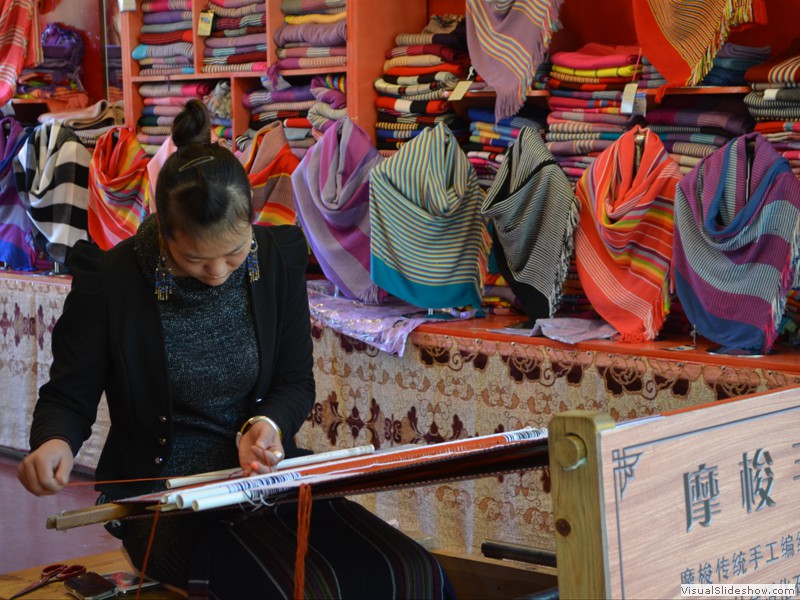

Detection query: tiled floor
xmin=0 ymin=451 xmax=121 ymax=574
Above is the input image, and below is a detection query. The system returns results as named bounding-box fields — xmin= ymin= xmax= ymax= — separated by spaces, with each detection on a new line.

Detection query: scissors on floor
xmin=9 ymin=562 xmax=87 ymax=599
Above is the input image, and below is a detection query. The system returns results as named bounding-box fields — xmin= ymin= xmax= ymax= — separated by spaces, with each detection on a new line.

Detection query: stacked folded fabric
xmin=274 ymin=0 xmax=347 ymax=72
xmin=202 ymin=0 xmax=268 ymax=73
xmin=239 ymin=73 xmax=316 ymax=159
xmin=545 ymin=44 xmax=647 ymax=184
xmin=700 ymin=43 xmax=770 ymax=86
xmin=137 ymin=80 xmax=217 ymax=154
xmin=37 ymin=99 xmax=125 ymax=149
xmin=307 ymin=73 xmax=346 ymax=138
xmin=463 ymin=106 xmax=545 ymax=189
xmin=204 ymin=80 xmax=234 ymax=148
xmin=373 ymin=14 xmax=469 ymax=156
xmin=16 ymin=22 xmax=89 ymax=110
xmin=134 ymin=0 xmax=194 ymax=77
xmin=744 ymin=40 xmax=800 ymax=178
xmin=645 ymin=95 xmax=754 ymax=175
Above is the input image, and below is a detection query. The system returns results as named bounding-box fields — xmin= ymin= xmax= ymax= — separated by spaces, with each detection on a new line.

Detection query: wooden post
xmin=549 ymin=411 xmax=616 ymax=599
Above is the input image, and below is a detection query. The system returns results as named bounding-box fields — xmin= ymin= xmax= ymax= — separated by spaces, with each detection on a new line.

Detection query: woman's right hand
xmin=17 ymin=438 xmax=74 ymax=496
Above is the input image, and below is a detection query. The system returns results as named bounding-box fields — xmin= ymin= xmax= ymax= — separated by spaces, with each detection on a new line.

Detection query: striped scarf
xmin=466 ymin=0 xmax=564 ymax=122
xmin=13 ymin=121 xmax=90 ymax=265
xmin=0 ymin=117 xmax=36 ymax=269
xmin=0 ymin=0 xmax=41 ymax=105
xmin=574 ymin=125 xmax=683 ymax=342
xmin=481 ymin=127 xmax=579 ymax=323
xmin=673 ymin=133 xmax=800 ymax=353
xmin=633 ymin=0 xmax=765 ymax=98
xmin=88 ymin=127 xmax=150 ymax=250
xmin=240 ymin=121 xmax=300 ymax=226
xmin=369 ymin=122 xmax=489 ymax=310
xmin=292 ymin=117 xmax=384 ymax=303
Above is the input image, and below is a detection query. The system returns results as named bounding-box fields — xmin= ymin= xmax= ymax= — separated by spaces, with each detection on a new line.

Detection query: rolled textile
xmin=673 ymin=132 xmax=800 ymax=353
xmin=0 ymin=118 xmax=38 ymax=269
xmin=574 ymin=125 xmax=683 ymax=342
xmin=466 ymin=0 xmax=564 ymax=122
xmin=292 ymin=117 xmax=384 ymax=302
xmin=633 ymin=0 xmax=765 ymax=98
xmin=274 ymin=20 xmax=346 ymax=47
xmin=481 ymin=127 xmax=579 ymax=323
xmin=239 ymin=121 xmax=300 ymax=222
xmin=88 ymin=127 xmax=150 ymax=250
xmin=369 ymin=122 xmax=488 ymax=309
xmin=13 ymin=121 xmax=90 ymax=265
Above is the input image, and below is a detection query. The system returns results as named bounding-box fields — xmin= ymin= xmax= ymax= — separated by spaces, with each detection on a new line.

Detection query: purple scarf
xmin=466 ymin=0 xmax=564 ymax=122
xmin=674 ymin=132 xmax=800 ymax=353
xmin=292 ymin=117 xmax=385 ymax=303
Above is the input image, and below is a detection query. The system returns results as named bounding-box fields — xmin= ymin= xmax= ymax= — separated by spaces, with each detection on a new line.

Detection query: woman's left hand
xmin=238 ymin=420 xmax=285 ymax=476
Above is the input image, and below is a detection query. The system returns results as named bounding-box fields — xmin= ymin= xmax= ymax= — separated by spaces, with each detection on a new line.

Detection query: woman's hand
xmin=17 ymin=438 xmax=73 ymax=496
xmin=238 ymin=419 xmax=284 ymax=476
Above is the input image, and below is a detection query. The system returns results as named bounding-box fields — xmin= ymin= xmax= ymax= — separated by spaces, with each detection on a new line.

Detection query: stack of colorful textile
xmin=15 ymin=22 xmax=88 ymax=110
xmin=700 ymin=43 xmax=770 ymax=86
xmin=463 ymin=106 xmax=545 ymax=189
xmin=373 ymin=14 xmax=469 ymax=156
xmin=744 ymin=40 xmax=800 ymax=179
xmin=37 ymin=99 xmax=125 ymax=149
xmin=307 ymin=73 xmax=347 ymax=138
xmin=202 ymin=0 xmax=268 ymax=73
xmin=645 ymin=95 xmax=754 ymax=175
xmin=545 ymin=44 xmax=648 ymax=185
xmin=136 ymin=80 xmax=217 ymax=154
xmin=133 ymin=0 xmax=194 ymax=77
xmin=274 ymin=0 xmax=347 ymax=71
xmin=239 ymin=73 xmax=316 ymax=159
xmin=203 ymin=80 xmax=234 ymax=148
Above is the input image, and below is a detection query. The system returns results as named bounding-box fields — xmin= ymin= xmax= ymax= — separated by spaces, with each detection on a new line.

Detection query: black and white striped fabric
xmin=13 ymin=120 xmax=90 ymax=265
xmin=481 ymin=127 xmax=580 ymax=323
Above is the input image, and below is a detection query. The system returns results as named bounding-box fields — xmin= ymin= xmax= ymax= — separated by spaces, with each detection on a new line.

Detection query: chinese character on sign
xmin=680 ymin=568 xmax=695 ymax=584
xmin=698 ymin=562 xmax=713 ymax=584
xmin=732 ymin=550 xmax=747 ymax=577
xmin=715 ymin=556 xmax=730 ymax=582
xmin=740 ymin=448 xmax=776 ymax=513
xmin=684 ymin=463 xmax=721 ymax=531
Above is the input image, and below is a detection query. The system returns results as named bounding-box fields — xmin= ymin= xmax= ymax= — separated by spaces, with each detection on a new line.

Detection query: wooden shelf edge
xmin=447 ymin=85 xmax=751 ymax=101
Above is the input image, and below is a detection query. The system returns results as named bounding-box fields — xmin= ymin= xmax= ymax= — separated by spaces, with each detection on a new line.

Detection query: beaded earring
xmin=155 ymin=254 xmax=174 ymax=301
xmin=246 ymin=236 xmax=260 ymax=282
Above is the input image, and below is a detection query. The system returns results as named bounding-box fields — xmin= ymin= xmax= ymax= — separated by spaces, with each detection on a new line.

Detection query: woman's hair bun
xmin=171 ymin=99 xmax=211 ymax=148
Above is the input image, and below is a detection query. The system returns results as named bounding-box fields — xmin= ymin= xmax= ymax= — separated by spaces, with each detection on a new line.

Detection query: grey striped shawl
xmin=481 ymin=127 xmax=579 ymax=320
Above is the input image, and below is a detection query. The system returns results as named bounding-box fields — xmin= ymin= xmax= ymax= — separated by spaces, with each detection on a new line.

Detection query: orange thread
xmin=136 ymin=508 xmax=160 ymax=600
xmin=293 ymin=483 xmax=312 ymax=600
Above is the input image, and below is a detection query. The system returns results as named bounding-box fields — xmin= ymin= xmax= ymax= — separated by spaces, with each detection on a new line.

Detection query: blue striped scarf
xmin=369 ymin=122 xmax=488 ymax=309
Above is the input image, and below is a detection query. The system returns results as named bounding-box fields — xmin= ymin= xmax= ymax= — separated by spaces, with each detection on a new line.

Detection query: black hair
xmin=155 ymin=99 xmax=252 ymax=240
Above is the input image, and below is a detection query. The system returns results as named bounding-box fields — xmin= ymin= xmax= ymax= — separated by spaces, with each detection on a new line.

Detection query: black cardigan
xmin=29 ymin=224 xmax=315 ymax=496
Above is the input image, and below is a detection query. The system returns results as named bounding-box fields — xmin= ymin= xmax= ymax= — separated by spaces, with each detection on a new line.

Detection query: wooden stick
xmin=47 ymin=502 xmax=147 ymax=531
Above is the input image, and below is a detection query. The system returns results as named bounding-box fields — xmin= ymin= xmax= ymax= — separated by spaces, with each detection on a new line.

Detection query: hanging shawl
xmin=369 ymin=122 xmax=488 ymax=309
xmin=466 ymin=0 xmax=564 ymax=122
xmin=574 ymin=125 xmax=682 ymax=342
xmin=240 ymin=120 xmax=300 ymax=226
xmin=633 ymin=0 xmax=766 ymax=99
xmin=0 ymin=117 xmax=37 ymax=269
xmin=673 ymin=133 xmax=800 ymax=353
xmin=481 ymin=127 xmax=580 ymax=324
xmin=292 ymin=116 xmax=385 ymax=303
xmin=13 ymin=120 xmax=90 ymax=266
xmin=88 ymin=127 xmax=150 ymax=250
xmin=0 ymin=0 xmax=41 ymax=105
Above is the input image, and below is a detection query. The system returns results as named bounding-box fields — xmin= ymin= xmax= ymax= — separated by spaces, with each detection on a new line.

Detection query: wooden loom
xmin=44 ymin=385 xmax=800 ymax=599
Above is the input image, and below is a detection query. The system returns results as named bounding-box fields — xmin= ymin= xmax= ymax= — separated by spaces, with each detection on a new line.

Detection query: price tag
xmin=620 ymin=82 xmax=647 ymax=116
xmin=448 ymin=80 xmax=472 ymax=102
xmin=118 ymin=0 xmax=136 ymax=11
xmin=198 ymin=11 xmax=214 ymax=36
xmin=763 ymin=88 xmax=779 ymax=101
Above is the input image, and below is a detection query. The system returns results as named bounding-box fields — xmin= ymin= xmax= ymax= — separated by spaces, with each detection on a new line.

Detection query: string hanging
xmin=294 ymin=483 xmax=313 ymax=600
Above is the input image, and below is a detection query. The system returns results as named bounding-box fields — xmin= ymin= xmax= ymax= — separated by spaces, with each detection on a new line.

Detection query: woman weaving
xmin=17 ymin=100 xmax=454 ymax=599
